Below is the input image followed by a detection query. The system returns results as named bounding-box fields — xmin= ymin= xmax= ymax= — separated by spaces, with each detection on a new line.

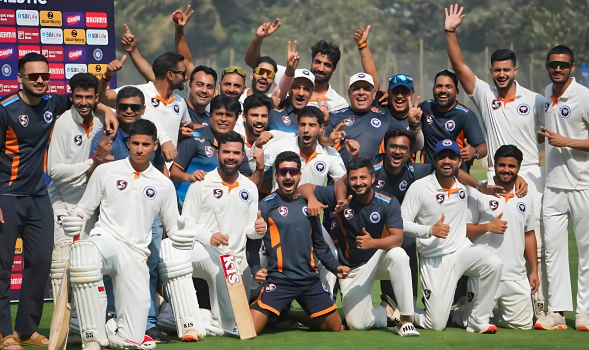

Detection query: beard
xmin=22 ymin=82 xmax=47 ymax=97
xmin=219 ymin=159 xmax=241 ymax=176
xmin=313 ymin=69 xmax=332 ymax=85
xmin=435 ymin=94 xmax=456 ymax=108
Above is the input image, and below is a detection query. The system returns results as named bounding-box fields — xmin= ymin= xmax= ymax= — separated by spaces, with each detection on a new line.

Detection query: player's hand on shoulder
xmin=254 ymin=210 xmax=266 ymax=235
xmin=307 ymin=198 xmax=328 ymax=216
xmin=487 ymin=213 xmax=507 ymax=234
xmin=255 ymin=268 xmax=268 ymax=284
xmin=356 ymin=227 xmax=375 ymax=250
xmin=179 ymin=126 xmax=193 ymax=140
xmin=337 ymin=266 xmax=351 ymax=279
xmin=191 ymin=170 xmax=206 ymax=182
xmin=210 ymin=232 xmax=229 ymax=247
xmin=477 ymin=180 xmax=505 ymax=196
xmin=514 ymin=175 xmax=528 ymax=197
xmin=431 ymin=214 xmax=450 ymax=239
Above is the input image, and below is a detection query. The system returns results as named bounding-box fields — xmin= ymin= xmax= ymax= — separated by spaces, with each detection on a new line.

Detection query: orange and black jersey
xmin=247 ymin=192 xmax=340 ymax=285
xmin=370 ymin=154 xmax=432 ymax=204
xmin=0 ymin=93 xmax=71 ymax=195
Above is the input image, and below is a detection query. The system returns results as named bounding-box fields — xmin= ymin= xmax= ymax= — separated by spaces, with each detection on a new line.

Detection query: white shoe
xmin=576 ymin=313 xmax=589 ymax=331
xmin=394 ymin=323 xmax=420 ymax=337
xmin=107 ymin=334 xmax=155 ymax=350
xmin=466 ymin=324 xmax=497 ymax=334
xmin=534 ymin=311 xmax=567 ymax=330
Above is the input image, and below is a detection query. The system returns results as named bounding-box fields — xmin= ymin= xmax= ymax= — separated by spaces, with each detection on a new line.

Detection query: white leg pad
xmin=70 ymin=241 xmax=108 ymax=348
xmin=158 ymin=238 xmax=205 ymax=340
xmin=51 ymin=238 xmax=73 ymax=307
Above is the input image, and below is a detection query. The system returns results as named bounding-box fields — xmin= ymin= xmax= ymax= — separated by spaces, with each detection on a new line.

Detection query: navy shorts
xmin=251 ymin=279 xmax=336 ymax=319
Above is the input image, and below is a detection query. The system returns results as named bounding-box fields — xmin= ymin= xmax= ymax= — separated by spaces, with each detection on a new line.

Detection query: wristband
xmin=357 ymin=42 xmax=368 ymax=49
xmin=475 ymin=181 xmax=484 ymax=191
xmin=101 ymin=74 xmax=112 ymax=82
xmin=93 ymin=151 xmax=106 ymax=163
xmin=445 ymin=29 xmax=456 ymax=33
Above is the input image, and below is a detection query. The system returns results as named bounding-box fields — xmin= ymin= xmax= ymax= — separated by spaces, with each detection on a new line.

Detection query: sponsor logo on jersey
xmin=86 ymin=12 xmax=108 ymax=28
xmin=56 ymin=215 xmax=65 ymax=228
xmin=282 ymin=115 xmax=291 ymax=125
xmin=489 ymin=200 xmax=499 ymax=211
xmin=445 ymin=120 xmax=455 ymax=131
xmin=426 ymin=114 xmax=434 ymax=124
xmin=436 ymin=193 xmax=445 ymax=204
xmin=173 ymin=103 xmax=180 ymax=115
xmin=116 ymin=180 xmax=128 ymax=191
xmin=517 ymin=201 xmax=526 ymax=214
xmin=322 ymin=283 xmax=329 ymax=293
xmin=43 ymin=111 xmax=53 ymax=123
xmin=1 ymin=64 xmax=11 ymax=77
xmin=491 ymin=99 xmax=501 ymax=110
xmin=205 ymin=146 xmax=214 ymax=157
xmin=467 ymin=291 xmax=475 ymax=302
xmin=239 ymin=189 xmax=250 ymax=202
xmin=18 ymin=115 xmax=28 ymax=127
xmin=213 ymin=189 xmax=223 ymax=199
xmin=344 ymin=208 xmax=354 ymax=220
xmin=93 ymin=48 xmax=103 ymax=61
xmin=302 ymin=206 xmax=310 ymax=217
xmin=74 ymin=135 xmax=83 ymax=146
xmin=16 ymin=10 xmax=39 ymax=26
xmin=40 ymin=11 xmax=62 ymax=27
xmin=424 ymin=289 xmax=431 ymax=300
xmin=458 ymin=189 xmax=466 ymax=201
xmin=442 ymin=139 xmax=452 ymax=146
xmin=0 ymin=10 xmax=16 ymax=26
xmin=370 ymin=117 xmax=381 ymax=128
xmin=64 ymin=12 xmax=84 ymax=27
xmin=370 ymin=211 xmax=380 ymax=223
xmin=266 ymin=283 xmax=276 ymax=292
xmin=517 ymin=103 xmax=530 ymax=116
xmin=151 ymin=98 xmax=159 ymax=107
xmin=64 ymin=29 xmax=85 ymax=45
xmin=376 ymin=179 xmax=385 ymax=189
xmin=399 ymin=180 xmax=408 ymax=191
xmin=86 ymin=29 xmax=108 ymax=45
xmin=278 ymin=206 xmax=288 ymax=217
xmin=314 ymin=161 xmax=326 ymax=174
xmin=544 ymin=101 xmax=550 ymax=112
xmin=344 ymin=118 xmax=354 ymax=126
xmin=559 ymin=105 xmax=571 ymax=118
xmin=17 ymin=27 xmax=39 ymax=44
xmin=144 ymin=186 xmax=157 ymax=200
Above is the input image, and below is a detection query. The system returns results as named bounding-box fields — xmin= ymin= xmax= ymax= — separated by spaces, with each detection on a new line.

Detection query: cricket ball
xmin=173 ymin=12 xmax=182 ymax=24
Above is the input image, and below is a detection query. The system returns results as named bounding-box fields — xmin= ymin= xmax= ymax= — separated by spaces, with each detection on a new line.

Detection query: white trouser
xmin=488 ymin=165 xmax=547 ymax=312
xmin=543 ymin=186 xmax=589 ymax=313
xmin=414 ymin=242 xmax=502 ymax=331
xmin=339 ymin=248 xmax=413 ymax=330
xmin=317 ymin=227 xmax=339 ymax=299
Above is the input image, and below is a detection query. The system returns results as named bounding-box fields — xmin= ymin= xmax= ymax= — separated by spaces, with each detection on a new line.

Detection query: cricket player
xmin=452 ymin=145 xmax=538 ymax=329
xmin=401 ymin=139 xmax=502 ymax=333
xmin=248 ymin=151 xmax=350 ymax=333
xmin=538 ymin=45 xmax=589 ymax=331
xmin=60 ymin=119 xmax=196 ymax=349
xmin=299 ymin=158 xmax=419 ymax=337
xmin=445 ymin=5 xmax=548 ymax=318
xmin=158 ymin=131 xmax=265 ymax=339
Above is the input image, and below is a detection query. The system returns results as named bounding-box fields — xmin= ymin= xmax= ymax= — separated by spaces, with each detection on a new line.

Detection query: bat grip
xmin=73 ymin=215 xmax=83 ymax=242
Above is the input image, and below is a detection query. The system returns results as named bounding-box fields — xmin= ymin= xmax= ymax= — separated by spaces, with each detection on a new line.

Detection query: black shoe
xmin=146 ymin=327 xmax=170 ymax=343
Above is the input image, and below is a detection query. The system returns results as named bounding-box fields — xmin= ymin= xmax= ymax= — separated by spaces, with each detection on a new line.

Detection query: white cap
xmin=349 ymin=72 xmax=374 ymax=88
xmin=293 ymin=69 xmax=315 ymax=86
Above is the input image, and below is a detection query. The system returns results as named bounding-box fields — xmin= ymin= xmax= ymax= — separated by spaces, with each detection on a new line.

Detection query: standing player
xmin=445 ymin=5 xmax=548 ymax=318
xmin=185 ymin=66 xmax=217 ymax=126
xmin=158 ymin=132 xmax=265 ymax=338
xmin=268 ymin=69 xmax=315 ymax=133
xmin=538 ymin=46 xmax=589 ymax=331
xmin=299 ymin=158 xmax=419 ymax=337
xmin=401 ymin=139 xmax=502 ymax=333
xmin=248 ymin=151 xmax=350 ymax=333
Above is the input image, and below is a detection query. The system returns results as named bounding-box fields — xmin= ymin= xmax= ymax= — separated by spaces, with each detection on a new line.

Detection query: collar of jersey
xmin=123 ymin=157 xmax=154 ymax=178
xmin=487 ymin=177 xmax=517 ymax=199
xmin=431 ymin=172 xmax=460 ymax=193
xmin=210 ymin=167 xmax=241 ymax=184
xmin=71 ymin=107 xmax=96 ymax=137
xmin=550 ymin=77 xmax=577 ymax=105
xmin=491 ymin=80 xmax=523 ymax=101
xmin=146 ymin=82 xmax=176 ymax=106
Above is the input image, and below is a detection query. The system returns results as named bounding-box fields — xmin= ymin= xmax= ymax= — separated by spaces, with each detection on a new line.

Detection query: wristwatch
xmin=474 ymin=148 xmax=481 ymax=159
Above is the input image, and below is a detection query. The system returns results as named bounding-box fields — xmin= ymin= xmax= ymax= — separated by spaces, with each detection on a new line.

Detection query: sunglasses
xmin=389 ymin=74 xmax=413 ymax=84
xmin=22 ymin=72 xmax=51 ymax=81
xmin=390 ymin=144 xmax=410 ymax=153
xmin=254 ymin=67 xmax=276 ymax=79
xmin=117 ymin=103 xmax=143 ymax=112
xmin=547 ymin=61 xmax=572 ymax=69
xmin=223 ymin=66 xmax=246 ymax=78
xmin=276 ymin=167 xmax=300 ymax=177
xmin=170 ymin=69 xmax=186 ymax=77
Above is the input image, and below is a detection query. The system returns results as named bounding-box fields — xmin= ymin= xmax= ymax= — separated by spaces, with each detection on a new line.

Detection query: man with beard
xmin=0 ymin=53 xmax=118 ymax=350
xmin=298 ymin=158 xmax=419 ymax=337
xmin=445 ymin=5 xmax=548 ymax=319
xmin=248 ymin=151 xmax=349 ymax=334
xmin=537 ymin=45 xmax=589 ymax=331
xmin=219 ymin=67 xmax=247 ymax=99
xmin=401 ymin=139 xmax=502 ymax=333
xmin=185 ymin=66 xmax=217 ymax=126
xmin=268 ymin=69 xmax=316 ymax=133
xmin=451 ymin=145 xmax=538 ymax=330
xmin=420 ymin=70 xmax=487 ymax=172
xmin=158 ymin=131 xmax=265 ymax=339
xmin=240 ymin=57 xmax=278 ymax=101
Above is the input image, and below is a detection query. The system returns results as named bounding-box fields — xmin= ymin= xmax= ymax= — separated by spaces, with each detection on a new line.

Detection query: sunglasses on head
xmin=22 ymin=72 xmax=51 ymax=81
xmin=254 ymin=67 xmax=275 ymax=79
xmin=547 ymin=61 xmax=572 ymax=69
xmin=276 ymin=167 xmax=300 ymax=177
xmin=223 ymin=66 xmax=246 ymax=78
xmin=117 ymin=103 xmax=143 ymax=112
xmin=389 ymin=74 xmax=413 ymax=84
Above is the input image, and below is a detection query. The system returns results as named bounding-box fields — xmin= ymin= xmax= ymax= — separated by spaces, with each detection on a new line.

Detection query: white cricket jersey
xmin=182 ymin=168 xmax=260 ymax=257
xmin=48 ymin=108 xmax=103 ymax=206
xmin=470 ymin=78 xmax=545 ymax=168
xmin=544 ymin=78 xmax=589 ymax=190
xmin=401 ymin=173 xmax=471 ymax=258
xmin=263 ymin=134 xmax=346 ymax=191
xmin=76 ymin=158 xmax=180 ymax=257
xmin=243 ymin=130 xmax=291 ymax=172
xmin=467 ymin=184 xmax=535 ymax=281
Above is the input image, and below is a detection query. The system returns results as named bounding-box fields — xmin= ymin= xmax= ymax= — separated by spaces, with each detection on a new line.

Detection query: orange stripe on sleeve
xmin=456 ymin=130 xmax=465 ymax=149
xmin=5 ymin=126 xmax=19 ymax=186
xmin=379 ymin=140 xmax=385 ymax=154
xmin=268 ymin=218 xmax=280 ymax=248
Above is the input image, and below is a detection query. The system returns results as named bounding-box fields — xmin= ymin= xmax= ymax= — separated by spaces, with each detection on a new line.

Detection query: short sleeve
xmin=535 ymin=93 xmax=546 ymax=127
xmin=463 ymin=111 xmax=486 ymax=146
xmin=385 ymin=197 xmax=403 ymax=229
xmin=181 ymin=101 xmax=191 ymax=126
xmin=314 ymin=185 xmax=337 ymax=208
xmin=174 ymin=138 xmax=199 ymax=171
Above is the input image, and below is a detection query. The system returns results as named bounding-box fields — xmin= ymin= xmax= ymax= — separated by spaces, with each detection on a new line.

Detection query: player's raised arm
xmin=354 ymin=25 xmax=379 ymax=92
xmin=174 ymin=5 xmax=195 ymax=80
xmin=445 ymin=4 xmax=476 ymax=95
xmin=121 ymin=24 xmax=155 ymax=83
xmin=98 ymin=55 xmax=127 ymax=108
xmin=244 ymin=19 xmax=281 ymax=69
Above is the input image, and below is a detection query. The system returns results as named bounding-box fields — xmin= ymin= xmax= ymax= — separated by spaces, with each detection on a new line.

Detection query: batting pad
xmin=51 ymin=238 xmax=72 ymax=307
xmin=69 ymin=241 xmax=108 ymax=348
xmin=159 ymin=238 xmax=205 ymax=339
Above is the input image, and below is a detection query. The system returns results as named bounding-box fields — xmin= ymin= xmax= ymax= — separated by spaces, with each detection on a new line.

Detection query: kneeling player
xmin=248 ymin=151 xmax=350 ymax=333
xmin=299 ymin=158 xmax=419 ymax=336
xmin=61 ymin=120 xmax=196 ymax=349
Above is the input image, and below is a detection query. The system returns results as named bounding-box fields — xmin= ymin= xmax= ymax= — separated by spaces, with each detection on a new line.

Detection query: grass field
xmin=11 ymin=168 xmax=587 ymax=349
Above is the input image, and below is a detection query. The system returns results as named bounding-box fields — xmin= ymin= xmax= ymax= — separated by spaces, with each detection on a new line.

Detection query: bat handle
xmin=73 ymin=215 xmax=83 ymax=242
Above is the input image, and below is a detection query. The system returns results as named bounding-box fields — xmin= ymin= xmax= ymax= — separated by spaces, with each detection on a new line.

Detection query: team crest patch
xmin=544 ymin=101 xmax=550 ymax=112
xmin=489 ymin=200 xmax=499 ymax=211
xmin=56 ymin=215 xmax=65 ymax=227
xmin=239 ymin=189 xmax=250 ymax=202
xmin=205 ymin=146 xmax=214 ymax=157
xmin=322 ymin=283 xmax=329 ymax=293
xmin=370 ymin=118 xmax=381 ymax=128
xmin=213 ymin=189 xmax=223 ymax=199
xmin=314 ymin=161 xmax=326 ymax=174
xmin=151 ymin=98 xmax=160 ymax=107
xmin=116 ymin=180 xmax=128 ymax=191
xmin=265 ymin=283 xmax=276 ymax=292
xmin=491 ymin=99 xmax=501 ymax=110
xmin=458 ymin=189 xmax=466 ymax=201
xmin=172 ymin=103 xmax=180 ymax=115
xmin=331 ymin=221 xmax=338 ymax=229
xmin=426 ymin=114 xmax=434 ymax=124
xmin=370 ymin=211 xmax=380 ymax=223
xmin=517 ymin=103 xmax=530 ymax=116
xmin=442 ymin=139 xmax=453 ymax=146
xmin=344 ymin=208 xmax=354 ymax=220
xmin=445 ymin=120 xmax=456 ymax=131
xmin=43 ymin=111 xmax=53 ymax=123
xmin=517 ymin=201 xmax=526 ymax=214
xmin=302 ymin=206 xmax=310 ymax=217
xmin=399 ymin=180 xmax=408 ymax=191
xmin=278 ymin=206 xmax=288 ymax=217
xmin=467 ymin=292 xmax=475 ymax=303
xmin=18 ymin=115 xmax=29 ymax=127
xmin=74 ymin=135 xmax=83 ymax=146
xmin=559 ymin=105 xmax=571 ymax=118
xmin=376 ymin=180 xmax=385 ymax=189
xmin=344 ymin=118 xmax=355 ymax=126
xmin=282 ymin=115 xmax=291 ymax=125
xmin=144 ymin=186 xmax=157 ymax=200
xmin=436 ymin=193 xmax=445 ymax=204
xmin=424 ymin=289 xmax=431 ymax=300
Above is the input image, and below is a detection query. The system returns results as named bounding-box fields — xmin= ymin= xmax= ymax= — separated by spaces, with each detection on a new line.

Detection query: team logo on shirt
xmin=44 ymin=111 xmax=53 ymax=123
xmin=173 ymin=103 xmax=180 ymax=115
xmin=445 ymin=120 xmax=455 ymax=131
xmin=239 ymin=189 xmax=250 ymax=202
xmin=116 ymin=180 xmax=128 ymax=191
xmin=370 ymin=211 xmax=380 ymax=223
xmin=278 ymin=206 xmax=288 ymax=217
xmin=399 ymin=180 xmax=408 ymax=192
xmin=442 ymin=139 xmax=453 ymax=146
xmin=370 ymin=118 xmax=381 ymax=128
xmin=517 ymin=201 xmax=526 ymax=214
xmin=458 ymin=189 xmax=466 ymax=201
xmin=426 ymin=114 xmax=434 ymax=124
xmin=491 ymin=99 xmax=501 ymax=110
xmin=144 ymin=186 xmax=157 ymax=200
xmin=74 ymin=135 xmax=83 ymax=146
xmin=282 ymin=115 xmax=291 ymax=125
xmin=344 ymin=118 xmax=355 ymax=126
xmin=322 ymin=283 xmax=329 ymax=293
xmin=302 ymin=206 xmax=310 ymax=217
xmin=517 ymin=103 xmax=530 ymax=116
xmin=265 ymin=283 xmax=276 ymax=292
xmin=489 ymin=200 xmax=499 ymax=211
xmin=376 ymin=180 xmax=385 ymax=189
xmin=18 ymin=115 xmax=29 ymax=127
xmin=559 ymin=105 xmax=571 ymax=118
xmin=56 ymin=215 xmax=65 ymax=227
xmin=424 ymin=289 xmax=431 ymax=300
xmin=314 ymin=161 xmax=327 ymax=174
xmin=331 ymin=221 xmax=338 ymax=230
xmin=151 ymin=98 xmax=160 ymax=108
xmin=436 ymin=193 xmax=445 ymax=204
xmin=344 ymin=208 xmax=354 ymax=220
xmin=213 ymin=189 xmax=223 ymax=199
xmin=544 ymin=101 xmax=550 ymax=112
xmin=205 ymin=146 xmax=214 ymax=157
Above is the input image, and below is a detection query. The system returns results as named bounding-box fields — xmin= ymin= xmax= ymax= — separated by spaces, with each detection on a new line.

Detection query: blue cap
xmin=388 ymin=74 xmax=414 ymax=91
xmin=434 ymin=139 xmax=461 ymax=157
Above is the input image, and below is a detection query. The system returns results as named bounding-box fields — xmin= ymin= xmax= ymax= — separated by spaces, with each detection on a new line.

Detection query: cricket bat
xmin=48 ymin=262 xmax=72 ymax=350
xmin=214 ymin=208 xmax=257 ymax=340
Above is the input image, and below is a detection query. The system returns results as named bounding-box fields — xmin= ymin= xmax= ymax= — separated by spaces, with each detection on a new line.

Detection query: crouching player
xmin=299 ymin=158 xmax=419 ymax=336
xmin=61 ymin=120 xmax=196 ymax=349
xmin=248 ymin=151 xmax=350 ymax=333
xmin=401 ymin=139 xmax=502 ymax=333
